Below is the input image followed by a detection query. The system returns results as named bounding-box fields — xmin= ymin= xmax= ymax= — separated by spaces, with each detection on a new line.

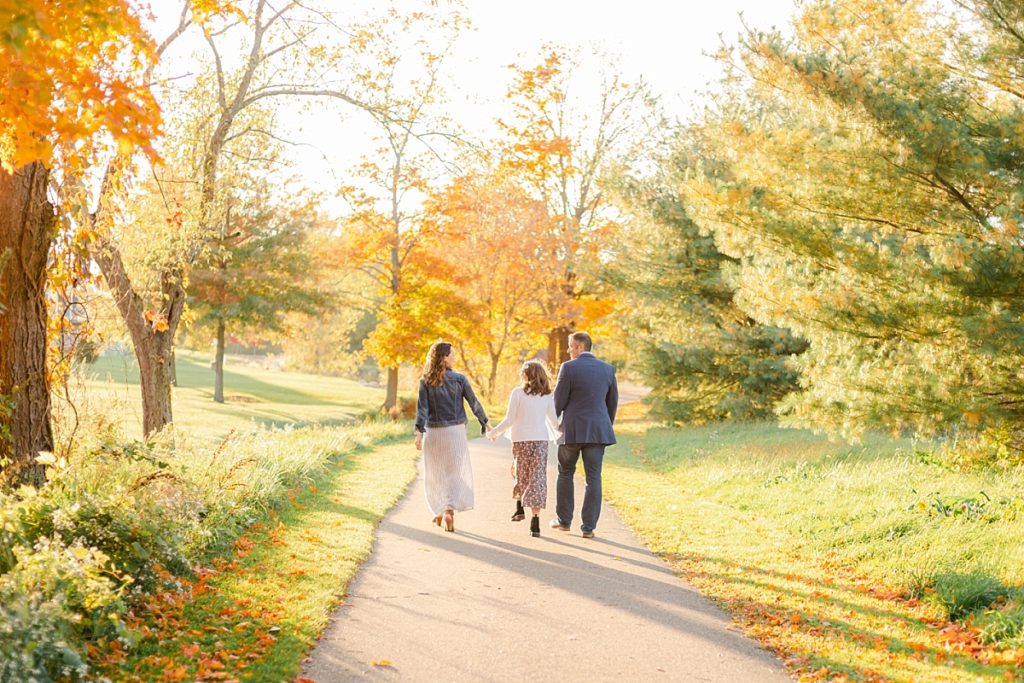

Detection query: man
xmin=550 ymin=331 xmax=618 ymax=538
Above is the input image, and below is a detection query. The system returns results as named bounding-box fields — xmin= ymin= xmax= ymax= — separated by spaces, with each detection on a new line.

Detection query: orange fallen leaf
xmin=163 ymin=666 xmax=187 ymax=682
xmin=372 ymin=659 xmax=393 ymax=667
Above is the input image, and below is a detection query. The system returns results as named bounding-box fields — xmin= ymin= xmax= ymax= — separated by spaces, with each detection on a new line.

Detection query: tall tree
xmin=684 ymin=0 xmax=1024 ymax=439
xmin=188 ymin=180 xmax=326 ymax=403
xmin=332 ymin=6 xmax=467 ymax=410
xmin=607 ymin=145 xmax=806 ymax=423
xmin=0 ymin=0 xmax=159 ymax=482
xmin=498 ymin=47 xmax=657 ymax=365
xmin=92 ymin=0 xmax=391 ymax=434
xmin=429 ymin=170 xmax=555 ymax=400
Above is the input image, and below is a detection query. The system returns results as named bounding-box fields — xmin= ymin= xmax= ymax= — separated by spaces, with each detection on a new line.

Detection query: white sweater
xmin=489 ymin=387 xmax=561 ymax=442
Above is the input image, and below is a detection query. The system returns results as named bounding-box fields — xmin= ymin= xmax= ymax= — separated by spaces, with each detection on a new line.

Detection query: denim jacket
xmin=415 ymin=370 xmax=489 ymax=434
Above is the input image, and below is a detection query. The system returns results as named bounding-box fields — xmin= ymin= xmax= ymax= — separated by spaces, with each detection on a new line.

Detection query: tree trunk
xmin=135 ymin=333 xmax=175 ymax=436
xmin=487 ymin=354 xmax=500 ymax=403
xmin=169 ymin=346 xmax=177 ymax=385
xmin=384 ymin=366 xmax=398 ymax=411
xmin=93 ymin=238 xmax=183 ymax=437
xmin=0 ymin=163 xmax=55 ymax=485
xmin=213 ymin=316 xmax=225 ymax=403
xmin=547 ymin=324 xmax=573 ymax=370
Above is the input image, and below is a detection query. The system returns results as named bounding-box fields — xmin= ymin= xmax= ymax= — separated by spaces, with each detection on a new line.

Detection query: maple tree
xmin=498 ymin=47 xmax=658 ymax=366
xmin=428 ymin=170 xmax=555 ymax=400
xmin=331 ymin=7 xmax=468 ymax=411
xmin=0 ymin=0 xmax=159 ymax=483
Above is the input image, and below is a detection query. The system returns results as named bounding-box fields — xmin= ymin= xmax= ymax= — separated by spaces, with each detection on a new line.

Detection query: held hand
xmin=486 ymin=430 xmax=497 ymax=442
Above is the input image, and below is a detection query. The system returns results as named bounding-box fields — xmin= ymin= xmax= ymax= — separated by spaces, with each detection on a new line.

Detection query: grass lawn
xmin=77 ymin=351 xmax=385 ymax=441
xmin=605 ymin=421 xmax=1024 ymax=682
xmin=93 ymin=423 xmax=420 ymax=682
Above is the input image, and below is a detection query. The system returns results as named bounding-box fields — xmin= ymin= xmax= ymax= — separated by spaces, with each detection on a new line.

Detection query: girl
xmin=487 ymin=360 xmax=560 ymax=537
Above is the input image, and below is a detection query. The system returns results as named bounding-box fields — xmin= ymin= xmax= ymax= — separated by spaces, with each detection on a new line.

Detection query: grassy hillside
xmin=77 ymin=350 xmax=386 ymax=440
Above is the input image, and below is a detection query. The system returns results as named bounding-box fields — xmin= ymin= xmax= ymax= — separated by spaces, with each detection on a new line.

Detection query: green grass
xmin=95 ymin=421 xmax=419 ymax=682
xmin=605 ymin=421 xmax=1024 ymax=682
xmin=77 ymin=351 xmax=385 ymax=440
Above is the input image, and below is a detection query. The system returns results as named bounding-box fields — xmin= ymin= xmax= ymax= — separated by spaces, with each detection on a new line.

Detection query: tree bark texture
xmin=547 ymin=324 xmax=573 ymax=371
xmin=93 ymin=238 xmax=182 ymax=436
xmin=0 ymin=162 xmax=56 ymax=484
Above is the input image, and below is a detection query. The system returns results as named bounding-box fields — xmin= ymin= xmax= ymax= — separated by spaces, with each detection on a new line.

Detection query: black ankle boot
xmin=511 ymin=500 xmax=525 ymax=522
xmin=530 ymin=515 xmax=540 ymax=537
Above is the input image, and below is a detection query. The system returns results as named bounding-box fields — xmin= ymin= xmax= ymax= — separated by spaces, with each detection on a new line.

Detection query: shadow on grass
xmin=703 ymin=591 xmax=1002 ymax=680
xmin=652 ymin=555 xmax=1016 ymax=679
xmin=681 ymin=554 xmax=930 ymax=629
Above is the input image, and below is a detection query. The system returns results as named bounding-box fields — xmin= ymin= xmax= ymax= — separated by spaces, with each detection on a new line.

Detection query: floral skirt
xmin=512 ymin=440 xmax=548 ymax=509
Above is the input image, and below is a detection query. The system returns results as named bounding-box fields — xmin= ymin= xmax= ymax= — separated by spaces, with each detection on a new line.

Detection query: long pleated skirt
xmin=422 ymin=424 xmax=474 ymax=515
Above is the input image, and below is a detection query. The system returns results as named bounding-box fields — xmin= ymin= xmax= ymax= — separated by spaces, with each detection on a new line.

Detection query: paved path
xmin=301 ymin=437 xmax=789 ymax=682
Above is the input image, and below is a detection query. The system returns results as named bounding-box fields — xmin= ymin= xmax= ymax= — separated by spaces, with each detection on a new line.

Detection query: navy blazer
xmin=553 ymin=353 xmax=618 ymax=445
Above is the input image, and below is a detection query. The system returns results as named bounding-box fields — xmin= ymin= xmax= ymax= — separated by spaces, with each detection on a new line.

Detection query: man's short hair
xmin=569 ymin=331 xmax=593 ymax=351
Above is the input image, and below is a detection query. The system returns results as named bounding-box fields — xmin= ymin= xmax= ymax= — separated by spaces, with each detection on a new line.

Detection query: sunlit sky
xmin=151 ymin=0 xmax=796 ymax=213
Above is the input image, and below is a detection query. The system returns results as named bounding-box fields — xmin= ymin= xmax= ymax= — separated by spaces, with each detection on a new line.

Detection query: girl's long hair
xmin=422 ymin=342 xmax=453 ymax=387
xmin=521 ymin=360 xmax=552 ymax=396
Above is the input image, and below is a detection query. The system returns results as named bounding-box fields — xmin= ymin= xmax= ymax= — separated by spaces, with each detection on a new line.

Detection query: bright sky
xmin=153 ymin=0 xmax=797 ymax=212
xmin=453 ymin=1 xmax=795 ymax=125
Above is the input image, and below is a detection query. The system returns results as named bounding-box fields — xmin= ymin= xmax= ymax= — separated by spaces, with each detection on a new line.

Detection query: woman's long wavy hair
xmin=422 ymin=342 xmax=453 ymax=387
xmin=521 ymin=360 xmax=552 ymax=396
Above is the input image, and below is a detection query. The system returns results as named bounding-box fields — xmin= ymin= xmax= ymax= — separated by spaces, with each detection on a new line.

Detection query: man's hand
xmin=414 ymin=432 xmax=423 ymax=451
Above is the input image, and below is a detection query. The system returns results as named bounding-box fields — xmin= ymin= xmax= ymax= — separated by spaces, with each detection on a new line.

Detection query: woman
xmin=487 ymin=360 xmax=560 ymax=538
xmin=415 ymin=341 xmax=490 ymax=532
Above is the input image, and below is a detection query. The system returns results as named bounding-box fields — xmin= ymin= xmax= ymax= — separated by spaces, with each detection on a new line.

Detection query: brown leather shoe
xmin=581 ymin=530 xmax=595 ymax=539
xmin=549 ymin=518 xmax=570 ymax=532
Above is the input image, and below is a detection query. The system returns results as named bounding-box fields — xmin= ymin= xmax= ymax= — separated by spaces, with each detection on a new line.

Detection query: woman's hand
xmin=414 ymin=432 xmax=423 ymax=451
xmin=486 ymin=429 xmax=497 ymax=442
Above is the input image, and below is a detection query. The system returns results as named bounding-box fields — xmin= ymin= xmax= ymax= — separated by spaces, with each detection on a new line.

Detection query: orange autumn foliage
xmin=427 ymin=172 xmax=555 ymax=397
xmin=0 ymin=0 xmax=162 ymax=171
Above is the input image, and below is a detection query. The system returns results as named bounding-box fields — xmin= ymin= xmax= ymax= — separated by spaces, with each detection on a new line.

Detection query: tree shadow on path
xmin=387 ymin=521 xmax=782 ymax=664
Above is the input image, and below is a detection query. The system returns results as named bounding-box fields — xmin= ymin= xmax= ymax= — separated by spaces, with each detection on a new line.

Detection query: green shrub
xmin=0 ymin=418 xmax=409 ymax=678
xmin=923 ymin=424 xmax=1024 ymax=470
xmin=0 ymin=590 xmax=83 ymax=683
xmin=45 ymin=493 xmax=192 ymax=589
xmin=0 ymin=538 xmax=129 ymax=681
xmin=0 ymin=489 xmax=36 ymax=574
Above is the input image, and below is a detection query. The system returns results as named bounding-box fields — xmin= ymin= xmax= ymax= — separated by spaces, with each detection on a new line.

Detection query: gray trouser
xmin=555 ymin=443 xmax=606 ymax=532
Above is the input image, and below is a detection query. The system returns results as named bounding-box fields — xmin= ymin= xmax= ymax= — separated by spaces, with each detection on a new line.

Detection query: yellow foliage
xmin=0 ymin=0 xmax=162 ymax=171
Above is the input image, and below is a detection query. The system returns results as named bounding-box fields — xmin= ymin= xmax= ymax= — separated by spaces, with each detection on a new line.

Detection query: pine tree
xmin=685 ymin=0 xmax=1024 ymax=439
xmin=608 ymin=146 xmax=806 ymax=423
